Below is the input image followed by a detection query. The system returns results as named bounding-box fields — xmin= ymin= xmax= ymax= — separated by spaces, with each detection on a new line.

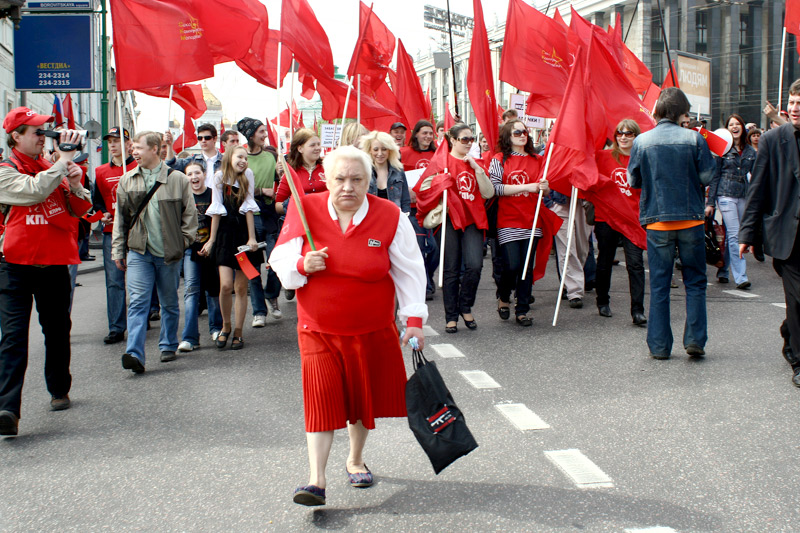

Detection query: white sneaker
xmin=177 ymin=340 xmax=194 ymax=352
xmin=267 ymin=298 xmax=283 ymax=319
xmin=211 ymin=331 xmax=220 ymax=342
xmin=252 ymin=315 xmax=267 ymax=328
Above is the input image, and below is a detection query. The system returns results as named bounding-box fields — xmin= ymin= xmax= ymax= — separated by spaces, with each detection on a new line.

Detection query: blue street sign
xmin=25 ymin=1 xmax=94 ymax=9
xmin=14 ymin=14 xmax=94 ymax=91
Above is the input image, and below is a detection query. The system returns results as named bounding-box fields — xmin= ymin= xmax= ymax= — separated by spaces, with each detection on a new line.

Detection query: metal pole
xmin=779 ymin=28 xmax=787 ymax=111
xmin=521 ymin=143 xmax=554 ymax=280
xmin=357 ymin=74 xmax=361 ymax=125
xmin=277 ymin=42 xmax=282 ymax=151
xmin=438 ymin=187 xmax=448 ymax=288
xmin=553 ymin=186 xmax=580 ymax=327
xmin=290 ymin=54 xmax=295 ymax=134
xmin=100 ymin=0 xmax=109 ymax=162
xmin=654 ymin=0 xmax=676 ymax=87
xmin=445 ymin=0 xmax=459 ymax=117
xmin=624 ymin=0 xmax=640 ymax=43
xmin=116 ymin=90 xmax=127 ymax=175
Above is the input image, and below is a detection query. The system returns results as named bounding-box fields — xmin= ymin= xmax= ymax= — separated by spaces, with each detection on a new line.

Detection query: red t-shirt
xmin=399 ymin=146 xmax=435 ymax=172
xmin=95 ymin=157 xmax=137 ymax=233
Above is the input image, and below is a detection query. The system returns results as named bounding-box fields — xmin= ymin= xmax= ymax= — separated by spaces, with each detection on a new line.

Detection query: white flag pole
xmin=438 ymin=186 xmax=448 ymax=288
xmin=521 ymin=143 xmax=554 ymax=280
xmin=116 ymin=90 xmax=127 ymax=174
xmin=552 ymin=186 xmax=579 ymax=326
xmin=166 ymin=85 xmax=174 ymax=131
xmin=290 ymin=54 xmax=295 ymax=134
xmin=778 ymin=27 xmax=787 ymax=111
xmin=276 ymin=43 xmax=282 ymax=150
xmin=357 ymin=74 xmax=361 ymax=125
xmin=337 ymin=76 xmax=354 ymax=148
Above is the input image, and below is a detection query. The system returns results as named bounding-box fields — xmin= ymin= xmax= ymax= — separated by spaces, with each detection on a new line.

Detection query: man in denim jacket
xmin=628 ymin=88 xmax=716 ymax=360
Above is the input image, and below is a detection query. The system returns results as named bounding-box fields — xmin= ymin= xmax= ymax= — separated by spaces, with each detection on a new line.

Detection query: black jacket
xmin=740 ymin=124 xmax=800 ymax=260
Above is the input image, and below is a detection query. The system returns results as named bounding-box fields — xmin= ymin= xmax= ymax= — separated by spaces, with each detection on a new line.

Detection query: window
xmin=696 ymin=11 xmax=707 ymax=53
xmin=442 ymin=67 xmax=450 ymax=102
xmin=739 ymin=14 xmax=748 ymax=47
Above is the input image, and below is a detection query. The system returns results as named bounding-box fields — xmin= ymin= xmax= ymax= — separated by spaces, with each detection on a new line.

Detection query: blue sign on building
xmin=25 ymin=1 xmax=94 ymax=10
xmin=14 ymin=14 xmax=94 ymax=91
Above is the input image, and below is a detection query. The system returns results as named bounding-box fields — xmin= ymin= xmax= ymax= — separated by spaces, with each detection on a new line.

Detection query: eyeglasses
xmin=198 ymin=135 xmax=214 ymax=141
xmin=615 ymin=131 xmax=636 ymax=138
xmin=457 ymin=136 xmax=475 ymax=144
xmin=512 ymin=130 xmax=528 ymax=137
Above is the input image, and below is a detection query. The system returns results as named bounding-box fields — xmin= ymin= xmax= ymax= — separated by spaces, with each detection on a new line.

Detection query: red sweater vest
xmin=494 ymin=153 xmax=542 ymax=229
xmin=280 ymin=192 xmax=401 ymax=335
xmin=95 ymin=159 xmax=137 ymax=233
xmin=594 ymin=151 xmax=639 ymax=223
xmin=448 ymin=157 xmax=488 ymax=230
xmin=400 ymin=146 xmax=435 ymax=172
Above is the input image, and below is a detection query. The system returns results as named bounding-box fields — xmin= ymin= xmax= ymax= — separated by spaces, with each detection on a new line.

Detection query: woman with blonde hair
xmin=340 ymin=122 xmax=369 ymax=148
xmin=201 ymin=146 xmax=259 ymax=350
xmin=594 ymin=118 xmax=646 ymax=325
xmin=361 ymin=131 xmax=410 ymax=213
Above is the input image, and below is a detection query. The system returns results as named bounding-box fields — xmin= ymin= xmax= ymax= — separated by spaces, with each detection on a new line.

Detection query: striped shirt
xmin=488 ymin=151 xmax=543 ymax=245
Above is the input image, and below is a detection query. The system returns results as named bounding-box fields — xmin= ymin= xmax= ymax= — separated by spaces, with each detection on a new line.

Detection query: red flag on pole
xmin=236 ymin=28 xmax=292 ymax=89
xmin=787 ymin=0 xmax=800 ymax=34
xmin=63 ymin=94 xmax=76 ymax=129
xmin=280 ymin=0 xmax=335 ymax=95
xmin=444 ymin=103 xmax=455 ymax=130
xmin=696 ymin=127 xmax=730 ymax=157
xmin=219 ymin=119 xmax=225 ymax=154
xmin=235 ymin=250 xmax=261 ymax=279
xmin=173 ymin=112 xmax=197 ymax=153
xmin=316 ymin=75 xmax=399 ymax=123
xmin=192 ymin=0 xmax=262 ymax=64
xmin=467 ymin=0 xmax=499 ymax=153
xmin=662 ymin=60 xmax=679 ymax=88
xmin=607 ymin=15 xmax=652 ymax=94
xmin=266 ymin=120 xmax=279 ymax=149
xmin=347 ymin=2 xmax=396 ymax=92
xmin=139 ymin=84 xmax=207 ymax=119
xmin=391 ymin=39 xmax=429 ymax=129
xmin=642 ymin=82 xmax=661 ymax=112
xmin=361 ymin=77 xmax=405 ymax=132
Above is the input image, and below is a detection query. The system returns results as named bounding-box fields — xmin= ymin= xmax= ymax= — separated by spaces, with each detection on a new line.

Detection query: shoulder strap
xmin=128 ymin=180 xmax=162 ymax=230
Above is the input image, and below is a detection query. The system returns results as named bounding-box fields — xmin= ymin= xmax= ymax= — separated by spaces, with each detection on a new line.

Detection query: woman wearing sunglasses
xmin=594 ymin=119 xmax=647 ymax=326
xmin=417 ymin=124 xmax=494 ymax=333
xmin=488 ymin=121 xmax=552 ymax=326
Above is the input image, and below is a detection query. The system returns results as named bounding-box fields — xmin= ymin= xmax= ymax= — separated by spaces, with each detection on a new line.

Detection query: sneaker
xmin=103 ymin=331 xmax=125 ymax=344
xmin=267 ymin=298 xmax=283 ymax=319
xmin=148 ymin=310 xmax=161 ymax=321
xmin=0 ymin=410 xmax=19 ymax=437
xmin=177 ymin=341 xmax=195 ymax=352
xmin=686 ymin=345 xmax=705 ymax=358
xmin=50 ymin=395 xmax=71 ymax=411
xmin=569 ymin=298 xmax=583 ymax=309
xmin=252 ymin=315 xmax=267 ymax=328
xmin=121 ymin=353 xmax=145 ymax=374
xmin=285 ymin=289 xmax=296 ymax=301
xmin=160 ymin=350 xmax=177 ymax=362
xmin=211 ymin=331 xmax=220 ymax=342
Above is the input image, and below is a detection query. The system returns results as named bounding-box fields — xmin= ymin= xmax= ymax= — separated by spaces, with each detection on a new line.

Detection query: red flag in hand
xmin=467 ymin=0 xmax=499 ymax=153
xmin=235 ymin=250 xmax=261 ymax=279
xmin=173 ymin=112 xmax=197 ymax=153
xmin=63 ymin=94 xmax=76 ymax=129
xmin=696 ymin=127 xmax=730 ymax=157
xmin=139 ymin=84 xmax=207 ymax=120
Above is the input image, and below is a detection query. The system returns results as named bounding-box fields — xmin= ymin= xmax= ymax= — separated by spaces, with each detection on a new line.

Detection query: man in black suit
xmin=740 ymin=79 xmax=800 ymax=388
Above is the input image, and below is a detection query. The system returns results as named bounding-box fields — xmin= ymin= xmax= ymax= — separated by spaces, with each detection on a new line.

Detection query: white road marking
xmin=772 ymin=303 xmax=787 ymax=309
xmin=422 ymin=325 xmax=439 ymax=336
xmin=625 ymin=528 xmax=677 ymax=533
xmin=495 ymin=403 xmax=550 ymax=430
xmin=544 ymin=449 xmax=613 ymax=488
xmin=722 ymin=290 xmax=759 ymax=298
xmin=459 ymin=370 xmax=501 ymax=389
xmin=431 ymin=343 xmax=465 ymax=358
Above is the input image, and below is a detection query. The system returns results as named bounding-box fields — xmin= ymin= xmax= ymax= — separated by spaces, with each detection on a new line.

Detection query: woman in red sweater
xmin=270 ymin=146 xmax=427 ymax=507
xmin=275 ymin=128 xmax=325 ymax=215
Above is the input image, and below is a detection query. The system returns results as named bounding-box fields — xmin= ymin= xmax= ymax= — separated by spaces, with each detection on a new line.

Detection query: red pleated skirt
xmin=297 ymin=324 xmax=408 ymax=432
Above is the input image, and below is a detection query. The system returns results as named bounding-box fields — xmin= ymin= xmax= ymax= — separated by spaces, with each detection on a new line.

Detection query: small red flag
xmin=642 ymin=82 xmax=661 ymax=112
xmin=316 ymin=75 xmax=399 ymax=123
xmin=696 ymin=127 xmax=730 ymax=157
xmin=52 ymin=95 xmax=64 ymax=128
xmin=266 ymin=120 xmax=279 ymax=149
xmin=661 ymin=61 xmax=679 ymax=89
xmin=139 ymin=84 xmax=207 ymax=120
xmin=63 ymin=94 xmax=76 ymax=130
xmin=235 ymin=250 xmax=260 ymax=279
xmin=83 ymin=211 xmax=104 ymax=223
xmin=173 ymin=112 xmax=197 ymax=153
xmin=444 ymin=103 xmax=455 ymax=130
xmin=467 ymin=0 xmax=499 ymax=153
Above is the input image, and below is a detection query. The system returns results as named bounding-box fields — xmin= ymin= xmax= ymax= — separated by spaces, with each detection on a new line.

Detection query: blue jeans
xmin=103 ymin=233 xmax=127 ymax=333
xmin=249 ymin=214 xmax=281 ymax=316
xmin=125 ymin=250 xmax=181 ymax=364
xmin=716 ymin=196 xmax=748 ymax=285
xmin=410 ymin=213 xmax=439 ymax=292
xmin=181 ymin=249 xmax=222 ymax=345
xmin=646 ymin=225 xmax=708 ymax=355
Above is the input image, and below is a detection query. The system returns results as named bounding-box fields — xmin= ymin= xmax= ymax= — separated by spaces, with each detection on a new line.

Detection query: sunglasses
xmin=457 ymin=136 xmax=475 ymax=144
xmin=198 ymin=135 xmax=214 ymax=141
xmin=615 ymin=131 xmax=636 ymax=138
xmin=512 ymin=129 xmax=528 ymax=137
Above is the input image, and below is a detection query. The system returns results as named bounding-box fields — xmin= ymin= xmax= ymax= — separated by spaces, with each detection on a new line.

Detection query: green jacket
xmin=111 ymin=163 xmax=197 ymax=263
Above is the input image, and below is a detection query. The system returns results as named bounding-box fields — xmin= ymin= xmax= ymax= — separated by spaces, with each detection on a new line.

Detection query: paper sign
xmin=405 ymin=169 xmax=425 ymax=189
xmin=319 ymin=124 xmax=342 ymax=148
xmin=508 ymin=94 xmax=544 ymax=128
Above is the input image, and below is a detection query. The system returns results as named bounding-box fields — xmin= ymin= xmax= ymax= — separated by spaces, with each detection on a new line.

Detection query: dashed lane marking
xmin=722 ymin=290 xmax=759 ymax=298
xmin=431 ymin=343 xmax=465 ymax=358
xmin=625 ymin=528 xmax=678 ymax=533
xmin=459 ymin=370 xmax=501 ymax=389
xmin=544 ymin=449 xmax=613 ymax=488
xmin=422 ymin=325 xmax=439 ymax=336
xmin=773 ymin=303 xmax=787 ymax=309
xmin=495 ymin=403 xmax=550 ymax=430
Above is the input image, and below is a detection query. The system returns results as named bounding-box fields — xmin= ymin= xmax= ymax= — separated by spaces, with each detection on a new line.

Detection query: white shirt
xmin=269 ymin=196 xmax=429 ymax=326
xmin=205 ymin=169 xmax=259 ymax=216
xmin=203 ymin=151 xmax=221 ymax=188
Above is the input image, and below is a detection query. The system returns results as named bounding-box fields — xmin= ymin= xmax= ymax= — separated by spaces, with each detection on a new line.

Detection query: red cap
xmin=3 ymin=107 xmax=54 ymax=133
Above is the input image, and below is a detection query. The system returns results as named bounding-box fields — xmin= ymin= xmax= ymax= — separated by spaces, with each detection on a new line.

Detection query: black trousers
xmin=498 ymin=237 xmax=539 ymax=316
xmin=594 ymin=221 xmax=645 ymax=315
xmin=438 ymin=220 xmax=484 ymax=322
xmin=0 ymin=263 xmax=72 ymax=417
xmin=773 ymin=233 xmax=800 ymax=369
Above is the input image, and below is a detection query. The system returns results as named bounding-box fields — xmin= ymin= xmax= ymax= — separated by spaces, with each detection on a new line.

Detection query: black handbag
xmin=704 ymin=215 xmax=724 ymax=268
xmin=405 ymin=349 xmax=478 ymax=474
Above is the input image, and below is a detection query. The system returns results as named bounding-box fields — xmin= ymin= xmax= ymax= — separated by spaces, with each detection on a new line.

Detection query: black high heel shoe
xmin=461 ymin=313 xmax=477 ymax=330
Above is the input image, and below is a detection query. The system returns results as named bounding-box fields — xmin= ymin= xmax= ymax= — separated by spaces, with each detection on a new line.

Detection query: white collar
xmin=326 ymin=195 xmax=369 ymax=227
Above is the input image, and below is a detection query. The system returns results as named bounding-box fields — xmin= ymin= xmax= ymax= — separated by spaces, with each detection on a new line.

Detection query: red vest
xmin=594 ymin=151 xmax=640 ymax=223
xmin=278 ymin=192 xmax=400 ymax=335
xmin=400 ymin=146 xmax=435 ymax=172
xmin=0 ymin=150 xmax=91 ymax=265
xmin=493 ymin=153 xmax=542 ymax=229
xmin=448 ymin=157 xmax=488 ymax=231
xmin=95 ymin=158 xmax=137 ymax=233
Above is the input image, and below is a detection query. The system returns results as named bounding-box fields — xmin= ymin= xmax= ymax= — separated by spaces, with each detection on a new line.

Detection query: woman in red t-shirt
xmin=594 ymin=119 xmax=646 ymax=326
xmin=275 ymin=128 xmax=325 ymax=214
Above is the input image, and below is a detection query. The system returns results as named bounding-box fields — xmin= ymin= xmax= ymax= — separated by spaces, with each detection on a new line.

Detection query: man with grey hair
xmin=112 ymin=131 xmax=197 ymax=374
xmin=269 ymin=146 xmax=427 ymax=507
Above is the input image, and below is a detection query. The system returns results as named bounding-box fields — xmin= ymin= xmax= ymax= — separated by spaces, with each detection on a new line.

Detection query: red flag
xmin=236 ymin=28 xmax=292 ymax=89
xmin=266 ymin=120 xmax=279 ymax=149
xmin=553 ymin=8 xmax=568 ymax=28
xmin=361 ymin=77 xmax=405 ymax=132
xmin=642 ymin=82 xmax=661 ymax=112
xmin=607 ymin=15 xmax=652 ymax=94
xmin=281 ymin=0 xmax=335 ymax=96
xmin=444 ymin=102 xmax=455 ymax=130
xmin=696 ymin=127 xmax=730 ymax=157
xmin=192 ymin=0 xmax=262 ymax=64
xmin=412 ymin=141 xmax=462 ymax=227
xmin=110 ymin=0 xmax=213 ymax=90
xmin=63 ymin=94 xmax=76 ymax=129
xmin=316 ymin=75 xmax=399 ymax=123
xmin=425 ymin=86 xmax=433 ymax=122
xmin=313 ymin=114 xmax=318 ymax=134
xmin=235 ymin=250 xmax=260 ymax=279
xmin=347 ymin=2 xmax=395 ymax=92
xmin=173 ymin=112 xmax=197 ymax=153
xmin=662 ymin=61 xmax=679 ymax=88
xmin=271 ymin=100 xmax=305 ymax=131
xmin=391 ymin=40 xmax=429 ymax=129
xmin=532 ymin=207 xmax=563 ymax=282
xmin=502 ymin=0 xmax=571 ymax=119
xmin=786 ymin=0 xmax=800 ymax=35
xmin=467 ymin=0 xmax=499 ymax=153
xmin=219 ymin=119 xmax=225 ymax=154
xmin=52 ymin=95 xmax=64 ymax=128
xmin=139 ymin=84 xmax=207 ymax=120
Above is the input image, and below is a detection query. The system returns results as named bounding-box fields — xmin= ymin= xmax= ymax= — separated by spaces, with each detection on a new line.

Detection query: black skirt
xmin=214 ymin=189 xmax=264 ymax=271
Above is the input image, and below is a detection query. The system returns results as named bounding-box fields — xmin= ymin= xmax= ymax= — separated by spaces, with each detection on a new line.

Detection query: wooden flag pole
xmin=779 ymin=27 xmax=787 ymax=111
xmin=521 ymin=143 xmax=554 ymax=280
xmin=337 ymin=76 xmax=354 ymax=148
xmin=552 ymin=186 xmax=579 ymax=326
xmin=277 ymin=150 xmax=316 ymax=251
xmin=438 ymin=186 xmax=448 ymax=288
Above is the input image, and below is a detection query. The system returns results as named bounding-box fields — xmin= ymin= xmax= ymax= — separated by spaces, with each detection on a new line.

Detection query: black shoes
xmin=793 ymin=368 xmax=800 ymax=388
xmin=103 ymin=331 xmax=125 ymax=344
xmin=569 ymin=298 xmax=583 ymax=309
xmin=686 ymin=345 xmax=706 ymax=358
xmin=285 ymin=289 xmax=296 ymax=301
xmin=736 ymin=281 xmax=751 ymax=290
xmin=50 ymin=395 xmax=71 ymax=411
xmin=148 ymin=310 xmax=160 ymax=321
xmin=160 ymin=351 xmax=177 ymax=362
xmin=445 ymin=323 xmax=458 ymax=334
xmin=461 ymin=314 xmax=477 ymax=330
xmin=425 ymin=290 xmax=434 ymax=301
xmin=122 ymin=353 xmax=145 ymax=374
xmin=516 ymin=315 xmax=532 ymax=327
xmin=598 ymin=305 xmax=612 ymax=317
xmin=632 ymin=313 xmax=647 ymax=327
xmin=0 ymin=410 xmax=19 ymax=437
xmin=497 ymin=301 xmax=510 ymax=320
xmin=718 ymin=277 xmax=729 ymax=284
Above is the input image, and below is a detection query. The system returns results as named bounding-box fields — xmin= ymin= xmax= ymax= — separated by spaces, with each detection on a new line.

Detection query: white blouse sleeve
xmin=205 ymin=172 xmax=227 ymax=216
xmin=268 ymin=236 xmax=308 ymax=290
xmin=238 ymin=169 xmax=259 ymax=214
xmin=389 ymin=213 xmax=429 ymax=325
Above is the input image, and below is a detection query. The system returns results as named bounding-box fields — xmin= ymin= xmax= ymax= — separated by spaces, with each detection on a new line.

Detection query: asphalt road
xmin=1 ymin=250 xmax=799 ymax=532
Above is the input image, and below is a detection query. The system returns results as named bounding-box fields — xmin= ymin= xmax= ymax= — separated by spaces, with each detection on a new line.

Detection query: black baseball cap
xmin=103 ymin=127 xmax=130 ymax=140
xmin=390 ymin=122 xmax=407 ymax=131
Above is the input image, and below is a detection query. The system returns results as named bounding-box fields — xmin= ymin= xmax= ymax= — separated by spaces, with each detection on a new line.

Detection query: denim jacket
xmin=628 ymin=119 xmax=716 ymax=226
xmin=705 ymin=144 xmax=756 ymax=205
xmin=368 ymin=165 xmax=411 ymax=213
